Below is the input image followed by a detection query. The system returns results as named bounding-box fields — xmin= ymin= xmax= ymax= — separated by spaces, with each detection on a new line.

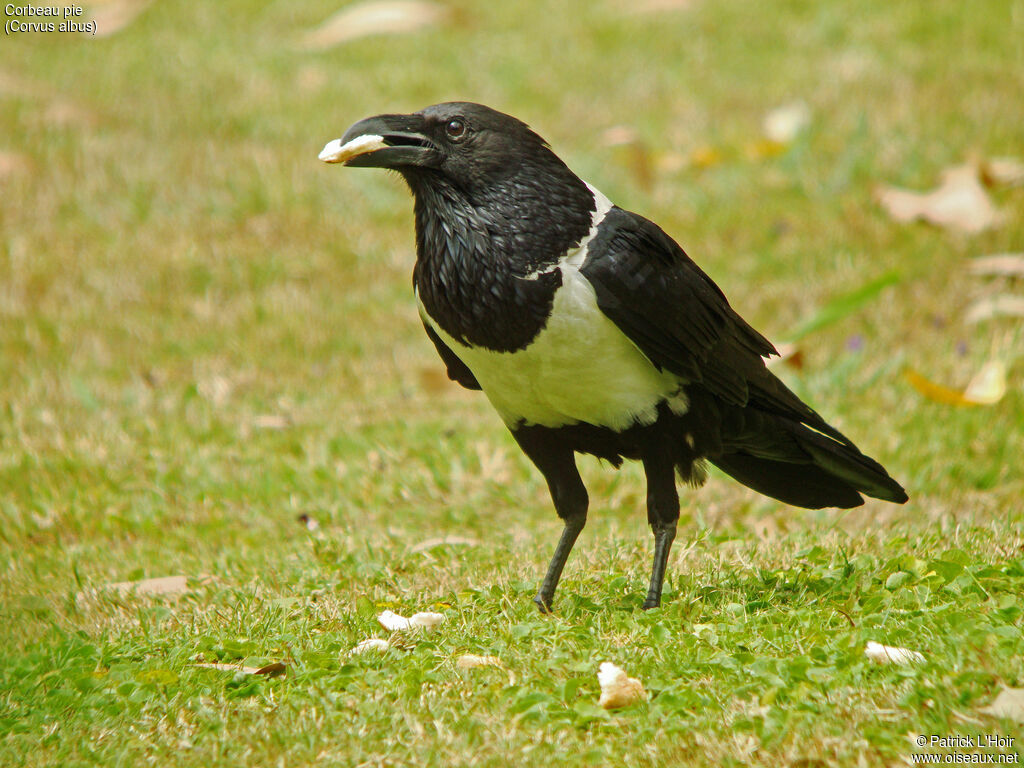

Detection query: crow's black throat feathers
xmin=409 ymin=173 xmax=572 ymax=352
xmin=398 ymin=104 xmax=596 ymax=351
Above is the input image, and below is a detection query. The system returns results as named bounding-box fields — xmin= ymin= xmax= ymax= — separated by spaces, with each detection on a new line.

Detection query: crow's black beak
xmin=319 ymin=114 xmax=439 ymax=168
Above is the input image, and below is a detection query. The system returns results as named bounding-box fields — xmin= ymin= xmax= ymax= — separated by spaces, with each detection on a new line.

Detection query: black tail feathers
xmin=709 ymin=416 xmax=908 ymax=510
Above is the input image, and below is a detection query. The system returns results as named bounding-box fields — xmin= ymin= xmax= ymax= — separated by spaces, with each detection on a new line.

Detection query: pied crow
xmin=320 ymin=102 xmax=908 ymax=611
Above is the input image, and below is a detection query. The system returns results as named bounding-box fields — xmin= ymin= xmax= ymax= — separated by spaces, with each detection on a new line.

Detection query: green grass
xmin=2 ymin=0 xmax=1024 ymax=765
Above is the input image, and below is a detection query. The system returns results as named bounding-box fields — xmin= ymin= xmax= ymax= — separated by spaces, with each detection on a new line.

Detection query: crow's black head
xmin=321 ymin=102 xmax=597 ymax=341
xmin=320 ymin=102 xmax=583 ymax=203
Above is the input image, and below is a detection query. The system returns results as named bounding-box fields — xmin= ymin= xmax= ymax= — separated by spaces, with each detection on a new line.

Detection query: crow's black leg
xmin=641 ymin=450 xmax=679 ymax=610
xmin=512 ymin=427 xmax=588 ymax=613
xmin=533 ymin=512 xmax=586 ymax=613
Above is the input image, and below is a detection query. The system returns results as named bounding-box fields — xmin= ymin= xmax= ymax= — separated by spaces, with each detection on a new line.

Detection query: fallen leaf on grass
xmin=969 ymin=254 xmax=1024 ymax=279
xmin=765 ymin=342 xmax=804 ymax=370
xmin=105 ymin=575 xmax=190 ymax=597
xmin=864 ymin=641 xmax=925 ymax=665
xmin=378 ymin=609 xmax=445 ymax=631
xmin=597 ymin=662 xmax=646 ymax=709
xmin=614 ymin=0 xmax=696 ymax=13
xmin=962 ymin=360 xmax=1007 ymax=404
xmin=600 ymin=125 xmax=640 ymax=147
xmin=980 ymin=157 xmax=1024 ymax=188
xmin=0 ymin=151 xmax=31 ymax=179
xmin=82 ymin=574 xmax=214 ymax=605
xmin=195 ymin=662 xmax=287 ymax=676
xmin=409 ymin=535 xmax=480 ymax=553
xmin=45 ymin=101 xmax=98 ymax=130
xmin=456 ymin=654 xmax=516 ymax=684
xmin=965 ymin=295 xmax=1024 ymax=324
xmin=0 ymin=69 xmax=35 ymax=97
xmin=295 ymin=64 xmax=328 ymax=94
xmin=303 ymin=0 xmax=446 ymax=49
xmin=197 ymin=375 xmax=232 ymax=407
xmin=350 ymin=638 xmax=390 ymax=654
xmin=763 ymin=101 xmax=811 ymax=144
xmin=744 ymin=138 xmax=786 ymax=161
xmin=689 ymin=145 xmax=724 ymax=170
xmin=254 ymin=662 xmax=288 ymax=677
xmin=876 ymin=164 xmax=1001 ymax=234
xmin=904 ymin=361 xmax=1006 ymax=406
xmin=950 ymin=709 xmax=986 ymax=727
xmin=979 ymin=687 xmax=1024 ymax=724
xmin=195 ymin=662 xmax=261 ymax=674
xmin=417 ymin=366 xmax=453 ymax=393
xmin=87 ymin=0 xmax=153 ymax=37
xmin=600 ymin=126 xmax=653 ymax=191
xmin=253 ymin=414 xmax=290 ymax=430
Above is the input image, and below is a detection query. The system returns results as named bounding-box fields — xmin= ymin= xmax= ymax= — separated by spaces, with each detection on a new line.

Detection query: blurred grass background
xmin=2 ymin=0 xmax=1024 ymax=765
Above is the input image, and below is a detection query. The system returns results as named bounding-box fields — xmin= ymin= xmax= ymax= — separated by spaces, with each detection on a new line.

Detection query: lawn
xmin=2 ymin=0 xmax=1023 ymax=765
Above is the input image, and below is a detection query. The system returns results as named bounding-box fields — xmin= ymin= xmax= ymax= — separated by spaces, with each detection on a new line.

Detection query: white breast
xmin=418 ymin=183 xmax=687 ymax=431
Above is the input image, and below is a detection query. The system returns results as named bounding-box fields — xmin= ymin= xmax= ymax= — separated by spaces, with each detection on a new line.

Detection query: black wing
xmin=422 ymin=321 xmax=482 ymax=391
xmin=579 ymin=207 xmax=850 ymax=445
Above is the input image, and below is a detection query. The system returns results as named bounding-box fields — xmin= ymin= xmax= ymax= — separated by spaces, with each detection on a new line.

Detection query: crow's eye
xmin=446 ymin=118 xmax=466 ymax=139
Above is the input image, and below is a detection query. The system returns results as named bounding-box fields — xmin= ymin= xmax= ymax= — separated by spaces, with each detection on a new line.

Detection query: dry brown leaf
xmin=599 ymin=127 xmax=652 ymax=190
xmin=864 ymin=641 xmax=925 ymax=665
xmin=417 ymin=366 xmax=452 ymax=393
xmin=198 ymin=375 xmax=232 ymax=407
xmin=979 ymin=687 xmax=1024 ymax=723
xmin=43 ymin=100 xmax=96 ymax=128
xmin=252 ymin=414 xmax=290 ymax=430
xmin=409 ymin=535 xmax=480 ymax=553
xmin=600 ymin=125 xmax=640 ymax=147
xmin=77 ymin=574 xmax=202 ymax=604
xmin=475 ymin=443 xmax=512 ymax=483
xmin=87 ymin=0 xmax=153 ymax=37
xmin=254 ymin=662 xmax=288 ymax=677
xmin=876 ymin=164 xmax=1001 ymax=234
xmin=969 ymin=254 xmax=1024 ymax=279
xmin=457 ymin=654 xmax=515 ymax=684
xmin=765 ymin=342 xmax=804 ymax=370
xmin=689 ymin=145 xmax=724 ymax=169
xmin=194 ymin=661 xmax=286 ymax=676
xmin=981 ymin=157 xmax=1024 ymax=188
xmin=744 ymin=138 xmax=786 ymax=161
xmin=904 ymin=369 xmax=971 ymax=406
xmin=904 ymin=361 xmax=1007 ymax=407
xmin=295 ymin=65 xmax=328 ymax=94
xmin=656 ymin=151 xmax=687 ymax=174
xmin=619 ymin=0 xmax=696 ymax=12
xmin=0 ymin=70 xmax=36 ymax=97
xmin=763 ymin=101 xmax=810 ymax=144
xmin=195 ymin=662 xmax=262 ymax=675
xmin=831 ymin=49 xmax=877 ymax=82
xmin=296 ymin=513 xmax=320 ymax=531
xmin=950 ymin=709 xmax=986 ymax=727
xmin=965 ymin=295 xmax=1024 ymax=324
xmin=303 ymin=1 xmax=446 ymax=49
xmin=105 ymin=575 xmax=190 ymax=597
xmin=597 ymin=662 xmax=646 ymax=709
xmin=0 ymin=151 xmax=31 ymax=179
xmin=962 ymin=360 xmax=1007 ymax=405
